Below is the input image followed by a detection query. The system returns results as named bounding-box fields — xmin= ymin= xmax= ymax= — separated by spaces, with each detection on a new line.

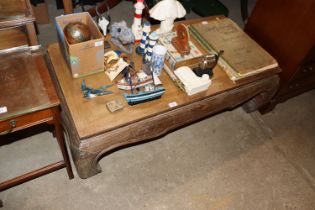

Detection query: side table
xmin=0 ymin=46 xmax=73 ymax=194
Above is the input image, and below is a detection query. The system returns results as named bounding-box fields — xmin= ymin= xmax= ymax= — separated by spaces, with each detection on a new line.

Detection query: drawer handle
xmin=0 ymin=120 xmax=17 ymax=135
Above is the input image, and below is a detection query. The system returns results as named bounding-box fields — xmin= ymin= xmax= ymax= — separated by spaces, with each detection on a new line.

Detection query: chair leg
xmin=241 ymin=0 xmax=249 ymax=22
xmin=25 ymin=23 xmax=38 ymax=45
xmin=63 ymin=0 xmax=73 ymax=14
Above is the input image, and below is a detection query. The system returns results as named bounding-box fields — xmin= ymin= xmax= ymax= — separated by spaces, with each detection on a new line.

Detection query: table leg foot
xmin=72 ymin=149 xmax=102 ymax=179
xmin=242 ymin=75 xmax=279 ymax=113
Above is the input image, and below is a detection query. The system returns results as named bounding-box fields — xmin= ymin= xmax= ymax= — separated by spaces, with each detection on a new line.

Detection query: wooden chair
xmin=0 ymin=0 xmax=38 ymax=45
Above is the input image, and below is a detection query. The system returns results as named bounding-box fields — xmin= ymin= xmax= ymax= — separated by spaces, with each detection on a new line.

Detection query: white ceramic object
xmin=131 ymin=0 xmax=145 ymax=41
xmin=149 ymin=0 xmax=186 ymax=34
xmin=151 ymin=44 xmax=167 ymax=76
xmin=98 ymin=17 xmax=109 ymax=36
xmin=174 ymin=66 xmax=211 ymax=96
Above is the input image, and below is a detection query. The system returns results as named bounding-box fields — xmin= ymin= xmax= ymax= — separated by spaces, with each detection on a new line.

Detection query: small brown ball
xmin=64 ymin=22 xmax=91 ymax=44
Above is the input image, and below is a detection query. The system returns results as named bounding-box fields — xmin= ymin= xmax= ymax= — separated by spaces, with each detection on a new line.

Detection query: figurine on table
xmin=193 ymin=50 xmax=224 ymax=78
xmin=171 ymin=24 xmax=191 ymax=56
xmin=109 ymin=21 xmax=135 ymax=54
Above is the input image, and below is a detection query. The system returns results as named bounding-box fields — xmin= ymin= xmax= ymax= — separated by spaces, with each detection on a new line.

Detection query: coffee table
xmin=47 ymin=17 xmax=280 ymax=179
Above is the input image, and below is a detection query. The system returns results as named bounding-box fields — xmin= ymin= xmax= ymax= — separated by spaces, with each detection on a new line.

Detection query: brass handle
xmin=0 ymin=120 xmax=17 ymax=135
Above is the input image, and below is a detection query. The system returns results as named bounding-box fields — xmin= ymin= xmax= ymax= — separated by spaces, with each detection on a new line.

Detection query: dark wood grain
xmin=0 ymin=27 xmax=28 ymax=50
xmin=245 ymin=0 xmax=315 ymax=111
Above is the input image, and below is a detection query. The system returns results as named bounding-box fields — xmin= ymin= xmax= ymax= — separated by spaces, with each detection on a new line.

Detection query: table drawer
xmin=0 ymin=109 xmax=53 ymax=134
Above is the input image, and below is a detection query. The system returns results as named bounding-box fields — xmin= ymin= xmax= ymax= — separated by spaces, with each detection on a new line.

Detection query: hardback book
xmin=188 ymin=17 xmax=278 ymax=81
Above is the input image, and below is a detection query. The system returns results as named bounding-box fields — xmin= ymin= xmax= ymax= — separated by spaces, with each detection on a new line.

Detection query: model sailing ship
xmin=120 ymin=64 xmax=165 ymax=105
xmin=117 ymin=71 xmax=153 ymax=90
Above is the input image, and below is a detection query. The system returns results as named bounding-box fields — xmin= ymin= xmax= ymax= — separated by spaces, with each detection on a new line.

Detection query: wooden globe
xmin=63 ymin=22 xmax=91 ymax=44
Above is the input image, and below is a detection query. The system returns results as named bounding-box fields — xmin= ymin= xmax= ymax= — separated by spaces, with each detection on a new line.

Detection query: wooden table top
xmin=0 ymin=46 xmax=59 ymax=121
xmin=47 ymin=17 xmax=280 ymax=139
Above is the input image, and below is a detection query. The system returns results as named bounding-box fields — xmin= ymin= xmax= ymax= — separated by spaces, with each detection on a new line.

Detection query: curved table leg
xmin=70 ymin=147 xmax=101 ymax=179
xmin=242 ymin=75 xmax=279 ymax=113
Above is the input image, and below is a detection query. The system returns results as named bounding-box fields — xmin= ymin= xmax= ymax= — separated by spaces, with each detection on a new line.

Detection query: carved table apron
xmin=63 ymin=75 xmax=278 ymax=178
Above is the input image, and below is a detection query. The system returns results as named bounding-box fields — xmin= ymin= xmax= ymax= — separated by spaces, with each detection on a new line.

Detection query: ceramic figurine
xmin=131 ymin=0 xmax=145 ymax=41
xmin=149 ymin=0 xmax=186 ymax=34
xmin=136 ymin=21 xmax=151 ymax=55
xmin=174 ymin=66 xmax=211 ymax=96
xmin=104 ymin=50 xmax=129 ymax=81
xmin=98 ymin=17 xmax=109 ymax=36
xmin=193 ymin=50 xmax=224 ymax=78
xmin=81 ymin=80 xmax=113 ymax=99
xmin=109 ymin=21 xmax=135 ymax=54
xmin=171 ymin=24 xmax=191 ymax=55
xmin=96 ymin=4 xmax=110 ymax=36
xmin=145 ymin=31 xmax=158 ymax=62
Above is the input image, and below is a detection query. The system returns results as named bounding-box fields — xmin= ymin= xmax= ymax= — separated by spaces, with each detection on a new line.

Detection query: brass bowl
xmin=63 ymin=22 xmax=91 ymax=44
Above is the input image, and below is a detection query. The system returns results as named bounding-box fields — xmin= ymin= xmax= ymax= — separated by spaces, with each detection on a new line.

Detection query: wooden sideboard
xmin=244 ymin=0 xmax=315 ymax=112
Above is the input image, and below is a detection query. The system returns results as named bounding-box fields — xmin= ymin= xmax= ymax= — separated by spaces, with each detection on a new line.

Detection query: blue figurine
xmin=81 ymin=80 xmax=113 ymax=99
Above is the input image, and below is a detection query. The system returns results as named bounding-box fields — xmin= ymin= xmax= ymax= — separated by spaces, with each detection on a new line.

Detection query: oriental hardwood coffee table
xmin=47 ymin=17 xmax=280 ymax=179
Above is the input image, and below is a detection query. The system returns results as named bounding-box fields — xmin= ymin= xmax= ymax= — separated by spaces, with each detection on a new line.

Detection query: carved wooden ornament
xmin=171 ymin=24 xmax=191 ymax=55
